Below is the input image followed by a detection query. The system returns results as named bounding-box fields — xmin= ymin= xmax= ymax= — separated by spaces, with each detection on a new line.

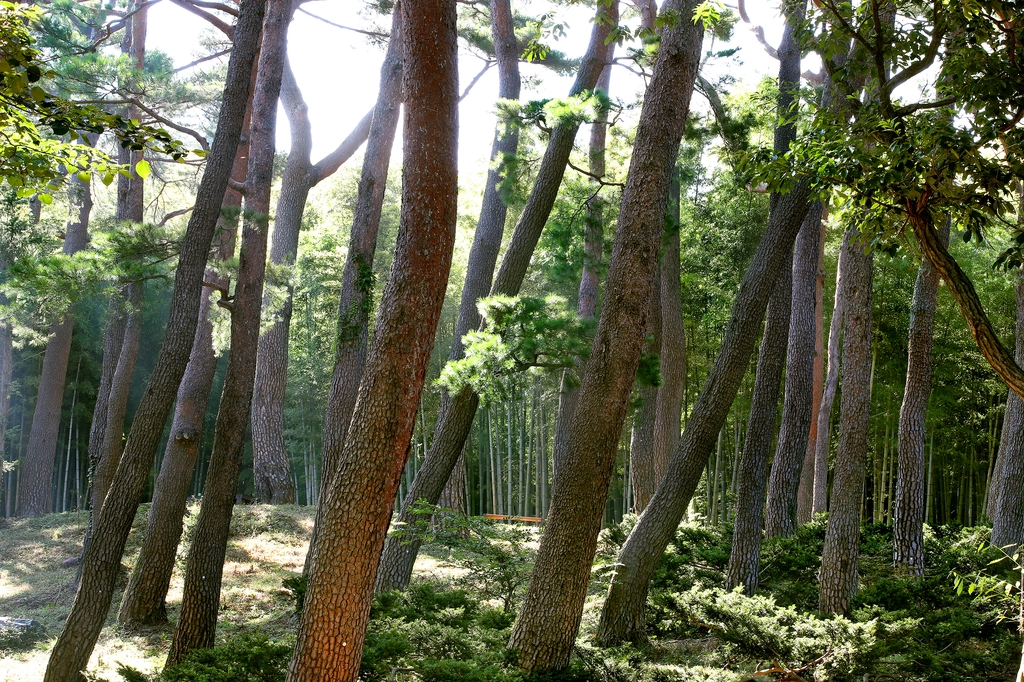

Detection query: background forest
xmin=1 ymin=0 xmax=1024 ymax=681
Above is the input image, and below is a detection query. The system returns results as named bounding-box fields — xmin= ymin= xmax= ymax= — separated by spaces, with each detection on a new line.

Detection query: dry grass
xmin=0 ymin=503 xmax=315 ymax=681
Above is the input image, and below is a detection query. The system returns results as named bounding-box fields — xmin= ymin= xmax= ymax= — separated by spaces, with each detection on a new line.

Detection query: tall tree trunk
xmin=653 ymin=170 xmax=686 ymax=508
xmin=991 ymin=273 xmax=1024 ymax=549
xmin=813 ymin=217 xmax=846 ymax=515
xmin=317 ymin=11 xmax=404 ymax=490
xmin=374 ymin=0 xmax=614 ymax=593
xmin=250 ymin=60 xmax=372 ymax=504
xmin=797 ymin=210 xmax=826 ymax=523
xmin=286 ymin=0 xmax=459 ymax=676
xmin=726 ymin=254 xmax=792 ymax=594
xmin=118 ymin=132 xmax=248 ymax=629
xmin=508 ymin=4 xmax=704 ymax=671
xmin=818 ymin=231 xmax=873 ymax=615
xmin=85 ymin=294 xmax=127 ymax=509
xmin=630 ymin=266 xmax=662 ymax=512
xmin=167 ymin=0 xmax=288 ymax=662
xmin=90 ymin=282 xmax=143 ymax=512
xmin=892 ymin=220 xmax=949 ymax=573
xmin=764 ymin=201 xmax=821 ymax=537
xmin=0 ymin=317 xmax=10 ymax=510
xmin=16 ymin=176 xmax=92 ymax=517
xmin=552 ymin=49 xmax=612 ymax=479
xmin=596 ymin=14 xmax=819 ymax=648
xmin=42 ymin=1 xmax=265 ymax=677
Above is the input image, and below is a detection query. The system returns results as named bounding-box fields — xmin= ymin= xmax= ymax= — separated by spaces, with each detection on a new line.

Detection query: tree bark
xmin=16 ymin=176 xmax=92 ymax=517
xmin=991 ymin=273 xmax=1024 ymax=550
xmin=653 ymin=170 xmax=686 ymax=510
xmin=818 ymin=231 xmax=873 ymax=616
xmin=596 ymin=6 xmax=816 ymax=646
xmin=726 ymin=252 xmax=792 ymax=594
xmin=118 ymin=118 xmax=249 ymax=629
xmin=167 ymin=0 xmax=288 ymax=662
xmin=764 ymin=201 xmax=822 ymax=536
xmin=250 ymin=59 xmax=372 ymax=504
xmin=893 ymin=220 xmax=949 ymax=573
xmin=373 ymin=0 xmax=615 ymax=593
xmin=286 ymin=0 xmax=459 ymax=676
xmin=508 ymin=3 xmax=704 ymax=671
xmin=797 ymin=208 xmax=826 ymax=523
xmin=42 ymin=1 xmax=264 ymax=676
xmin=630 ymin=265 xmax=662 ymax=512
xmin=317 ymin=10 xmax=404 ymax=491
xmin=90 ymin=282 xmax=143 ymax=513
xmin=86 ymin=294 xmax=127 ymax=509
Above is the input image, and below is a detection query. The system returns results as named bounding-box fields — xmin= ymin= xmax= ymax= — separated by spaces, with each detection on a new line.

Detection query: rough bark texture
xmin=892 ymin=221 xmax=949 ymax=573
xmin=596 ymin=9 xmax=815 ymax=645
xmin=167 ymin=0 xmax=288 ymax=662
xmin=90 ymin=282 xmax=143 ymax=513
xmin=250 ymin=59 xmax=372 ymax=504
xmin=630 ymin=266 xmax=662 ymax=513
xmin=42 ymin=1 xmax=264 ymax=676
xmin=818 ymin=232 xmax=873 ymax=616
xmin=797 ymin=207 xmax=826 ymax=523
xmin=16 ymin=177 xmax=92 ymax=518
xmin=286 ymin=0 xmax=459 ymax=676
xmin=990 ymin=273 xmax=1024 ymax=550
xmin=374 ymin=0 xmax=614 ymax=593
xmin=87 ymin=294 xmax=127 ymax=502
xmin=726 ymin=255 xmax=792 ymax=594
xmin=118 ymin=128 xmax=248 ymax=629
xmin=508 ymin=4 xmax=703 ymax=671
xmin=813 ymin=215 xmax=846 ymax=515
xmin=318 ymin=10 xmax=404 ymax=489
xmin=764 ymin=202 xmax=822 ymax=537
xmin=653 ymin=171 xmax=686 ymax=508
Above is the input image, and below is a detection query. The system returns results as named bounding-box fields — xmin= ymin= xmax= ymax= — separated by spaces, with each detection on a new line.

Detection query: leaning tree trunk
xmin=508 ymin=4 xmax=704 ymax=672
xmin=42 ymin=1 xmax=264 ymax=677
xmin=317 ymin=9 xmax=404 ymax=492
xmin=90 ymin=282 xmax=143 ymax=513
xmin=16 ymin=175 xmax=92 ymax=517
xmin=250 ymin=59 xmax=372 ymax=504
xmin=286 ymin=0 xmax=459 ymax=676
xmin=892 ymin=220 xmax=949 ymax=573
xmin=630 ymin=266 xmax=663 ymax=512
xmin=373 ymin=0 xmax=615 ymax=593
xmin=652 ymin=169 xmax=687 ymax=507
xmin=797 ymin=208 xmax=826 ymax=523
xmin=764 ymin=202 xmax=822 ymax=537
xmin=117 ymin=162 xmax=246 ymax=627
xmin=167 ymin=0 xmax=288 ymax=663
xmin=818 ymin=231 xmax=873 ymax=616
xmin=596 ymin=10 xmax=819 ymax=647
xmin=726 ymin=254 xmax=792 ymax=594
xmin=990 ymin=273 xmax=1024 ymax=550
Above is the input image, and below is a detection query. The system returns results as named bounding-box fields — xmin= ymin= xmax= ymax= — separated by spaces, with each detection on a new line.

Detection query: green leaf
xmin=134 ymin=159 xmax=151 ymax=179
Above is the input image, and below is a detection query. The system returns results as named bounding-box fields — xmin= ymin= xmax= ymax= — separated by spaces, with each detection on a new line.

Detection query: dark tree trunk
xmin=286 ymin=0 xmax=459 ymax=675
xmin=726 ymin=254 xmax=792 ymax=594
xmin=991 ymin=273 xmax=1024 ymax=550
xmin=764 ymin=201 xmax=821 ymax=537
xmin=16 ymin=176 xmax=92 ymax=517
xmin=90 ymin=282 xmax=143 ymax=513
xmin=317 ymin=10 xmax=404 ymax=491
xmin=167 ymin=0 xmax=288 ymax=662
xmin=508 ymin=4 xmax=703 ymax=671
xmin=797 ymin=208 xmax=826 ymax=523
xmin=373 ymin=0 xmax=614 ymax=593
xmin=86 ymin=294 xmax=128 ymax=506
xmin=818 ymin=231 xmax=873 ymax=616
xmin=118 ymin=171 xmax=245 ymax=628
xmin=250 ymin=60 xmax=372 ymax=504
xmin=42 ymin=1 xmax=264 ymax=676
xmin=893 ymin=221 xmax=948 ymax=573
xmin=0 ymin=316 xmax=11 ymax=510
xmin=596 ymin=7 xmax=816 ymax=645
xmin=552 ymin=50 xmax=612 ymax=479
xmin=653 ymin=170 xmax=686 ymax=508
xmin=630 ymin=265 xmax=662 ymax=512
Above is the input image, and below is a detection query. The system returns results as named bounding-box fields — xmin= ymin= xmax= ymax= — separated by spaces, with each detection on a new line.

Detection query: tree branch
xmin=459 ymin=60 xmax=494 ymax=103
xmin=174 ymin=48 xmax=231 ymax=72
xmin=310 ymin=108 xmax=373 ymax=185
xmin=296 ymin=6 xmax=389 ymax=38
xmin=157 ymin=206 xmax=194 ymax=226
xmin=170 ymin=0 xmax=234 ymax=37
